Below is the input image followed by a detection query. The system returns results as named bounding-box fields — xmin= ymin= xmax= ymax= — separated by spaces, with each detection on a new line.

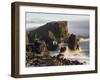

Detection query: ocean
xmin=79 ymin=39 xmax=89 ymax=57
xmin=50 ymin=39 xmax=90 ymax=64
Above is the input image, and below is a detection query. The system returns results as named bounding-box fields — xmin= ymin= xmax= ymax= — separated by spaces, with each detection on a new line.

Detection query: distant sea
xmin=79 ymin=39 xmax=89 ymax=57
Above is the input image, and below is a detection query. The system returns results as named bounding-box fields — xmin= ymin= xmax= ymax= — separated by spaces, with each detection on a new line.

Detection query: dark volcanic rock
xmin=28 ymin=21 xmax=68 ymax=51
xmin=26 ymin=53 xmax=83 ymax=67
xmin=26 ymin=39 xmax=51 ymax=66
xmin=26 ymin=21 xmax=84 ymax=67
xmin=67 ymin=34 xmax=79 ymax=50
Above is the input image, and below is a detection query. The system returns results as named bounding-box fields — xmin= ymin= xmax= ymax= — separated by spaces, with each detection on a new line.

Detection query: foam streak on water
xmin=50 ymin=39 xmax=89 ymax=65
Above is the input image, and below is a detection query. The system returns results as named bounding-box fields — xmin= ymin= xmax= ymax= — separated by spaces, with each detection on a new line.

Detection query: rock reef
xmin=26 ymin=54 xmax=83 ymax=67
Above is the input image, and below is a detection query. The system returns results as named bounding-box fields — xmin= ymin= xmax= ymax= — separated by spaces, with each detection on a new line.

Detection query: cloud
xmin=26 ymin=12 xmax=89 ymax=36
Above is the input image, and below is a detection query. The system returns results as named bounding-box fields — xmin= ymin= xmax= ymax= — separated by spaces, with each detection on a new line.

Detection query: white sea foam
xmin=50 ymin=39 xmax=89 ymax=65
xmin=50 ymin=46 xmax=89 ymax=65
xmin=79 ymin=38 xmax=89 ymax=42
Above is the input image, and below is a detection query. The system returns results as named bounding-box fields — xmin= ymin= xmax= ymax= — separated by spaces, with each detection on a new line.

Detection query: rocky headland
xmin=26 ymin=21 xmax=87 ymax=67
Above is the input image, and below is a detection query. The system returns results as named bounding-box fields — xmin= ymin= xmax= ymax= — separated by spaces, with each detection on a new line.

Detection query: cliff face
xmin=58 ymin=21 xmax=68 ymax=39
xmin=29 ymin=21 xmax=68 ymax=43
xmin=27 ymin=21 xmax=68 ymax=50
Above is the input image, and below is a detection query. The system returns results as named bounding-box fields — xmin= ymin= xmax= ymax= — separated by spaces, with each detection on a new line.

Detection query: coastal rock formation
xmin=28 ymin=21 xmax=68 ymax=50
xmin=26 ymin=40 xmax=52 ymax=66
xmin=26 ymin=40 xmax=51 ymax=57
xmin=67 ymin=34 xmax=79 ymax=50
xmin=25 ymin=21 xmax=86 ymax=67
xmin=26 ymin=55 xmax=83 ymax=67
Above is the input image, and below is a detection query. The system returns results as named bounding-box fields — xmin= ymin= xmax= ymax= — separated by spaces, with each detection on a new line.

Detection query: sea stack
xmin=67 ymin=34 xmax=79 ymax=51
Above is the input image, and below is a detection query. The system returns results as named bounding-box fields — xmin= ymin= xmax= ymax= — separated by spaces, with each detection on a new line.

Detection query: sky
xmin=26 ymin=12 xmax=90 ymax=36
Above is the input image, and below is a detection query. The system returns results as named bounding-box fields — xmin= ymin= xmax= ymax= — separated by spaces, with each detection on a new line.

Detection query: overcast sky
xmin=26 ymin=12 xmax=89 ymax=36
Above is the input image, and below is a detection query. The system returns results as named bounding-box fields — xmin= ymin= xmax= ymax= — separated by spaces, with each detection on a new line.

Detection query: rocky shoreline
xmin=26 ymin=54 xmax=83 ymax=67
xmin=26 ymin=21 xmax=88 ymax=67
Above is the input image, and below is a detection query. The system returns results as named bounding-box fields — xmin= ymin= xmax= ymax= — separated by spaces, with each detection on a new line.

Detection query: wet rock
xmin=28 ymin=21 xmax=68 ymax=51
xmin=26 ymin=46 xmax=83 ymax=67
xmin=67 ymin=34 xmax=79 ymax=50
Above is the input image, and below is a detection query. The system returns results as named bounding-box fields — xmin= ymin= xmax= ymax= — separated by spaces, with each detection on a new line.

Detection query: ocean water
xmin=79 ymin=39 xmax=89 ymax=57
xmin=50 ymin=39 xmax=90 ymax=64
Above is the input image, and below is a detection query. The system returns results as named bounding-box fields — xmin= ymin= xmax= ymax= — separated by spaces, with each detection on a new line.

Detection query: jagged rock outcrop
xmin=26 ymin=21 xmax=83 ymax=67
xmin=28 ymin=21 xmax=68 ymax=50
xmin=26 ymin=40 xmax=50 ymax=56
xmin=26 ymin=39 xmax=52 ymax=66
xmin=67 ymin=34 xmax=79 ymax=50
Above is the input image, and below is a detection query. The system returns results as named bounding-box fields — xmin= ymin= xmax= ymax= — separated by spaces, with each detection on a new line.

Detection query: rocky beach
xmin=26 ymin=21 xmax=89 ymax=67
